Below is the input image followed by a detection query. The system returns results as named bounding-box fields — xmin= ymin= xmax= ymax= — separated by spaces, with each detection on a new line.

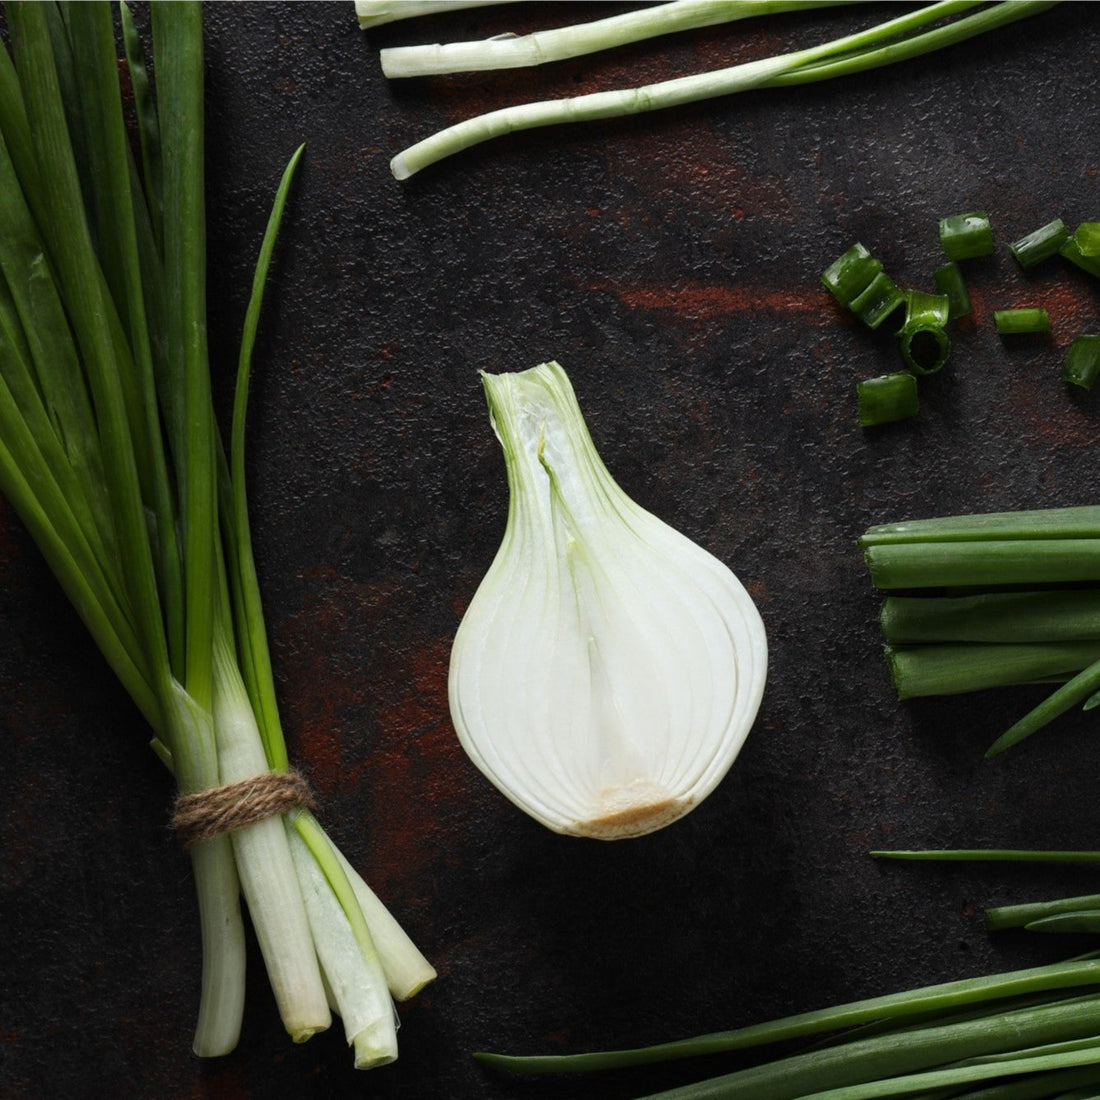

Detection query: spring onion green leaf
xmin=994 ymin=308 xmax=1051 ymax=335
xmin=387 ymin=2 xmax=1057 ymax=179
xmin=477 ymin=959 xmax=1100 ymax=1075
xmin=1062 ymin=335 xmax=1100 ymax=390
xmin=988 ymin=896 xmax=1100 ymax=932
xmin=932 ymin=261 xmax=972 ymax=320
xmin=449 ymin=362 xmax=767 ymax=838
xmin=939 ymin=211 xmax=994 ymax=260
xmin=1009 ymin=218 xmax=1069 ymax=269
xmin=857 ymin=373 xmax=919 ymax=427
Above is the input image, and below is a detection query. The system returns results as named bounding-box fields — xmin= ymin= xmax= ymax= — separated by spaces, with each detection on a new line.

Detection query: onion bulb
xmin=448 ymin=361 xmax=767 ymax=839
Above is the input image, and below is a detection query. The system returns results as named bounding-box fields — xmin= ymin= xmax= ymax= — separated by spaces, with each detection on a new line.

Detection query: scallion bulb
xmin=449 ymin=362 xmax=767 ymax=839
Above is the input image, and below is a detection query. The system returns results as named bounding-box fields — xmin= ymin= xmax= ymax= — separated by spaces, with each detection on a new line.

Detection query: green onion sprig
xmin=375 ymin=2 xmax=1058 ymax=180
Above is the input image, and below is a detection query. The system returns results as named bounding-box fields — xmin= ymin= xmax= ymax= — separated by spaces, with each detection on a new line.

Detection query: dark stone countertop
xmin=2 ymin=3 xmax=1100 ymax=1098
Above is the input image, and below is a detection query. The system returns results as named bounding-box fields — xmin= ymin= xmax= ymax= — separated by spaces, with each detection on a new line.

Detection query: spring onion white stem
xmin=449 ymin=362 xmax=767 ymax=839
xmin=287 ymin=827 xmax=398 ymax=1068
xmin=380 ymin=0 xmax=853 ymax=78
xmin=211 ymin=628 xmax=331 ymax=1042
xmin=356 ymin=0 xmax=514 ymax=30
xmin=388 ymin=1 xmax=1055 ymax=179
xmin=330 ymin=841 xmax=438 ymax=1000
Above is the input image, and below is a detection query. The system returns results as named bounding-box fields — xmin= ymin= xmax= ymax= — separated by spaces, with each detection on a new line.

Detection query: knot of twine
xmin=171 ymin=769 xmax=315 ymax=847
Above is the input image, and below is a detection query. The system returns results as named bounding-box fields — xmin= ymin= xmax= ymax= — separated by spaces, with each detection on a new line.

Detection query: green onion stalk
xmin=860 ymin=504 xmax=1100 ymax=758
xmin=0 ymin=0 xmax=433 ymax=1065
xmin=378 ymin=1 xmax=1059 ymax=179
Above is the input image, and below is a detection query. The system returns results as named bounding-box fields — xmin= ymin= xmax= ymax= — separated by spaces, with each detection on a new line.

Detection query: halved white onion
xmin=449 ymin=361 xmax=767 ymax=839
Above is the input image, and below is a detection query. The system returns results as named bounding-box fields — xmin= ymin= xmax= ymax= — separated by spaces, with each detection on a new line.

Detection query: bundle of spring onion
xmin=356 ymin=0 xmax=1060 ymax=180
xmin=861 ymin=504 xmax=1100 ymax=758
xmin=0 ymin=0 xmax=432 ymax=1067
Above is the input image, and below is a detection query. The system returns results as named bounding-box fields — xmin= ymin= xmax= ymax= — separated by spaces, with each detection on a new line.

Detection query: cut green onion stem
xmin=939 ymin=211 xmax=994 ymax=260
xmin=993 ymin=308 xmax=1051 ymax=335
xmin=1009 ymin=218 xmax=1069 ymax=269
xmin=823 ymin=242 xmax=882 ymax=307
xmin=932 ymin=260 xmax=971 ymax=320
xmin=899 ymin=290 xmax=952 ymax=375
xmin=850 ymin=271 xmax=905 ymax=329
xmin=856 ymin=373 xmax=919 ymax=428
xmin=1063 ymin=335 xmax=1100 ymax=390
xmin=1073 ymin=222 xmax=1100 ymax=257
xmin=1060 ymin=234 xmax=1100 ymax=278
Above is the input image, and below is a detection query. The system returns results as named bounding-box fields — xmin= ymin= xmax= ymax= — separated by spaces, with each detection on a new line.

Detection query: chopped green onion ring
xmin=939 ymin=211 xmax=994 ymax=260
xmin=993 ymin=308 xmax=1051 ymax=335
xmin=857 ymin=372 xmax=919 ymax=428
xmin=850 ymin=270 xmax=905 ymax=329
xmin=1009 ymin=218 xmax=1069 ymax=269
xmin=932 ymin=261 xmax=971 ymax=320
xmin=822 ymin=242 xmax=882 ymax=307
xmin=1063 ymin=334 xmax=1100 ymax=390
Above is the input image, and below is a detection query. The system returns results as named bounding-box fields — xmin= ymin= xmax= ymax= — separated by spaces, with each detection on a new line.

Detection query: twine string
xmin=171 ymin=769 xmax=315 ymax=847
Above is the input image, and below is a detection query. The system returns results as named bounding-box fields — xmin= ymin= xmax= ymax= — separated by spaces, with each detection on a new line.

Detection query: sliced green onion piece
xmin=850 ymin=271 xmax=905 ymax=329
xmin=899 ymin=325 xmax=950 ymax=375
xmin=939 ymin=211 xmax=994 ymax=260
xmin=933 ymin=261 xmax=971 ymax=320
xmin=822 ymin=242 xmax=882 ymax=307
xmin=857 ymin=372 xmax=918 ymax=428
xmin=1073 ymin=222 xmax=1100 ymax=257
xmin=1060 ymin=235 xmax=1100 ymax=278
xmin=1063 ymin=335 xmax=1100 ymax=390
xmin=899 ymin=290 xmax=951 ymax=375
xmin=1009 ymin=218 xmax=1069 ymax=269
xmin=993 ymin=308 xmax=1051 ymax=335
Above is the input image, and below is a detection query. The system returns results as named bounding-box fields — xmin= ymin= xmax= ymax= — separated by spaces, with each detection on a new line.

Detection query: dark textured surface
xmin=2 ymin=3 xmax=1100 ymax=1098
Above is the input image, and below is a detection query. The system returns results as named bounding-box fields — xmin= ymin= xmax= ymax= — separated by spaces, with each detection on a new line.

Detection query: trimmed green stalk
xmin=862 ymin=505 xmax=1100 ymax=546
xmin=865 ymin=539 xmax=1100 ymax=589
xmin=886 ymin=642 xmax=1100 ymax=700
xmin=880 ymin=590 xmax=1100 ymax=645
xmin=380 ymin=0 xmax=853 ymax=78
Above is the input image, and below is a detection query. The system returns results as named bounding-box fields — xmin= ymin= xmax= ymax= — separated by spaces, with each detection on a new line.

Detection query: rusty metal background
xmin=2 ymin=3 xmax=1100 ymax=1098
